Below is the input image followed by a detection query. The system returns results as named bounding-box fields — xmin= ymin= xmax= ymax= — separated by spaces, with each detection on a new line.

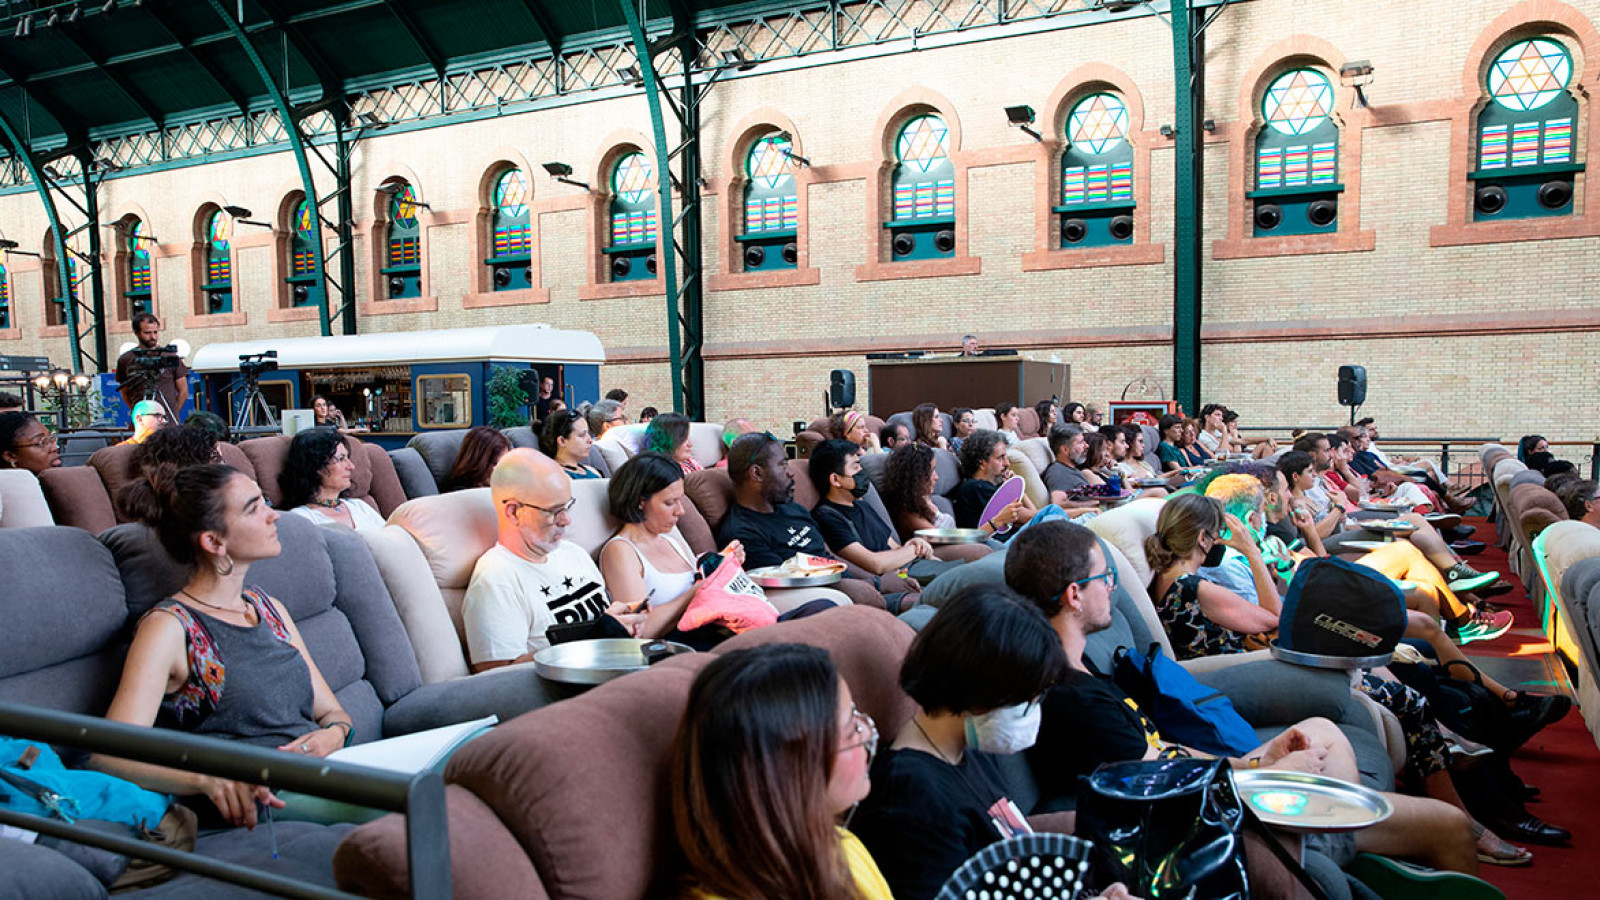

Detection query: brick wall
xmin=1 ymin=0 xmax=1596 ymax=443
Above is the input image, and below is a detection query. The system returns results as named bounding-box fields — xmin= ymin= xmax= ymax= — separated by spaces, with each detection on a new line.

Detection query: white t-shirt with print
xmin=463 ymin=541 xmax=609 ymax=665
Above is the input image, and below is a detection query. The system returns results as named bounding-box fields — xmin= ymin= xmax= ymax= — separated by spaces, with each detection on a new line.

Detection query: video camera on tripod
xmin=238 ymin=351 xmax=279 ymax=380
xmin=130 ymin=344 xmax=183 ymax=375
xmin=230 ymin=351 xmax=281 ymax=430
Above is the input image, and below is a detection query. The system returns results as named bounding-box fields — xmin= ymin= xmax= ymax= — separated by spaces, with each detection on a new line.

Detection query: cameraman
xmin=115 ymin=313 xmax=189 ymax=416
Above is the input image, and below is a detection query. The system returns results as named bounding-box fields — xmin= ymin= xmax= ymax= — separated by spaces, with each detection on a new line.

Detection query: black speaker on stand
xmin=1338 ymin=365 xmax=1367 ymax=425
xmin=829 ymin=369 xmax=856 ymax=414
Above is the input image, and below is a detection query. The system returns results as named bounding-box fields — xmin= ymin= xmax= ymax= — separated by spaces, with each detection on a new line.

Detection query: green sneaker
xmin=1449 ymin=607 xmax=1515 ymax=645
xmin=1346 ymin=853 xmax=1506 ymax=900
xmin=1445 ymin=563 xmax=1499 ymax=594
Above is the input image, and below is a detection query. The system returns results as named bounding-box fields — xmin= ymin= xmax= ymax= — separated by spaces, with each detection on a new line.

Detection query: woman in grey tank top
xmin=91 ymin=464 xmax=354 ymax=829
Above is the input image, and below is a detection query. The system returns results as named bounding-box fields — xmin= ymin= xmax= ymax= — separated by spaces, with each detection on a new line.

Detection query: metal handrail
xmin=0 ymin=703 xmax=450 ymax=898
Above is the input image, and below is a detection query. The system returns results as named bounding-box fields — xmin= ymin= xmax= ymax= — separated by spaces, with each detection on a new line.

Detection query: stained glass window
xmin=1478 ymin=38 xmax=1578 ymax=173
xmin=1256 ymin=69 xmax=1339 ymax=191
xmin=1489 ymin=39 xmax=1572 ymax=111
xmin=203 ymin=209 xmax=233 ymax=313
xmin=0 ymin=263 xmax=9 ymax=329
xmin=609 ymin=153 xmax=658 ymax=246
xmin=1262 ymin=69 xmax=1335 ymax=136
xmin=891 ymin=115 xmax=955 ymax=220
xmin=126 ymin=218 xmax=152 ymax=317
xmin=1062 ymin=93 xmax=1134 ymax=208
xmin=743 ymin=134 xmax=798 ymax=234
xmin=291 ymin=200 xmax=318 ymax=277
xmin=490 ymin=168 xmax=532 ymax=259
xmin=383 ymin=181 xmax=422 ymax=299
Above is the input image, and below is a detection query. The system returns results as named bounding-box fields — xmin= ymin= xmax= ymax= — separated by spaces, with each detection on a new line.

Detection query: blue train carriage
xmin=188 ymin=324 xmax=606 ymax=450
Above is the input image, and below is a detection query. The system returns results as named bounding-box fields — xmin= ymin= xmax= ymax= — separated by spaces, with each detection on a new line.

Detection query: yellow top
xmin=689 ymin=828 xmax=895 ymax=900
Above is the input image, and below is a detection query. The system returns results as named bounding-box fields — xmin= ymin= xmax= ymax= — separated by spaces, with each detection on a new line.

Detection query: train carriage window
xmin=417 ymin=374 xmax=472 ymax=428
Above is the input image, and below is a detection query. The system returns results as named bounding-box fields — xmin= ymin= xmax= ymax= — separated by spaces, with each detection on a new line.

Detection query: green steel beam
xmin=0 ymin=117 xmax=88 ymax=373
xmin=202 ymin=0 xmax=339 ymax=336
xmin=53 ymin=24 xmax=167 ymax=128
xmin=139 ymin=2 xmax=255 ymax=118
xmin=73 ymin=148 xmax=110 ymax=372
xmin=1170 ymin=0 xmax=1203 ymax=415
xmin=666 ymin=0 xmax=706 ymax=421
xmin=381 ymin=1 xmax=448 ymax=78
xmin=251 ymin=0 xmax=345 ymax=98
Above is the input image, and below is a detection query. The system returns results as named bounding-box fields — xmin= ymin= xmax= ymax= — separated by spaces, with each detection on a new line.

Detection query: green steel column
xmin=616 ymin=0 xmax=686 ymax=416
xmin=0 ymin=119 xmax=82 ymax=372
xmin=1171 ymin=0 xmax=1204 ymax=414
xmin=334 ymin=117 xmax=358 ymax=335
xmin=675 ymin=34 xmax=706 ymax=421
xmin=76 ymin=149 xmax=109 ymax=371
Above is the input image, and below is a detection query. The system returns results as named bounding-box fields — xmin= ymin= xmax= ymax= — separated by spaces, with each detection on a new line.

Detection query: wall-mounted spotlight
xmin=1340 ymin=60 xmax=1375 ymax=109
xmin=1005 ymin=105 xmax=1042 ymax=141
xmin=102 ymin=223 xmax=159 ymax=243
xmin=66 ymin=5 xmax=82 ymax=24
xmin=0 ymin=239 xmax=41 ymax=257
xmin=542 ymin=162 xmax=592 ymax=191
xmin=773 ymin=131 xmax=811 ymax=167
xmin=618 ymin=65 xmax=644 ymax=87
xmin=720 ymin=48 xmax=756 ymax=72
xmin=101 ymin=0 xmax=117 ymax=13
xmin=44 ymin=10 xmax=60 ymax=27
xmin=1159 ymin=124 xmax=1176 ymax=138
xmin=14 ymin=15 xmax=32 ymax=38
xmin=376 ymin=182 xmax=432 ymax=209
xmin=355 ymin=110 xmax=388 ymax=131
xmin=223 ymin=205 xmax=275 ymax=228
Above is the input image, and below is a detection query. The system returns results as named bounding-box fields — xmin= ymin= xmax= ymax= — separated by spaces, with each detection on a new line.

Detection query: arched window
xmin=1472 ymin=37 xmax=1579 ymax=220
xmin=887 ymin=114 xmax=956 ymax=259
xmin=42 ymin=230 xmax=77 ymax=327
xmin=124 ymin=218 xmax=153 ymax=318
xmin=488 ymin=167 xmax=532 ymax=291
xmin=1059 ymin=92 xmax=1135 ymax=247
xmin=0 ymin=262 xmax=9 ymax=329
xmin=287 ymin=198 xmax=320 ymax=308
xmin=201 ymin=209 xmax=233 ymax=313
xmin=606 ymin=152 xmax=658 ymax=283
xmin=1251 ymin=67 xmax=1341 ymax=236
xmin=738 ymin=133 xmax=799 ymax=271
xmin=382 ymin=181 xmax=423 ymax=299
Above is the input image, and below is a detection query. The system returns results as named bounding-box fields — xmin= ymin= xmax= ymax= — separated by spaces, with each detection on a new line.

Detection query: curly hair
xmin=118 ymin=425 xmax=223 ymax=521
xmin=278 ymin=428 xmax=350 ymax=511
xmin=958 ymin=429 xmax=1007 ymax=481
xmin=881 ymin=442 xmax=939 ymax=525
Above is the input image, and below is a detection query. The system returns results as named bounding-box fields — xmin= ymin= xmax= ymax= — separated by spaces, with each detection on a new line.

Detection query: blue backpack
xmin=0 ymin=736 xmax=171 ymax=828
xmin=1111 ymin=643 xmax=1260 ymax=757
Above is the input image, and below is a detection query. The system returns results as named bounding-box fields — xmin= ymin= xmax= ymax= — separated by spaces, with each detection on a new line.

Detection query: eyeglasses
xmin=1075 ymin=566 xmax=1119 ymax=592
xmin=506 ymin=496 xmax=577 ymax=521
xmin=138 ymin=413 xmax=169 ymax=422
xmin=732 ymin=431 xmax=779 ymax=471
xmin=840 ymin=703 xmax=879 ymax=764
xmin=14 ymin=433 xmax=58 ymax=450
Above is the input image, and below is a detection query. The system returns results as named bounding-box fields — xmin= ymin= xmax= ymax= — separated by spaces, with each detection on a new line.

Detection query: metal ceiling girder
xmin=381 ymin=0 xmax=447 ymax=77
xmin=138 ymin=2 xmax=254 ymax=118
xmin=53 ymin=23 xmax=167 ymax=129
xmin=202 ymin=0 xmax=343 ymax=337
xmin=250 ymin=0 xmax=345 ymax=98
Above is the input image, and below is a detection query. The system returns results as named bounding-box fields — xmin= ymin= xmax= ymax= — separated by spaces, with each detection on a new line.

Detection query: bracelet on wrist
xmin=324 ymin=720 xmax=354 ymax=747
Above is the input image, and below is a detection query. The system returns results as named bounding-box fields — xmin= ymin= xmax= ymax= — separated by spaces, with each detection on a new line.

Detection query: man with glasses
xmin=1556 ymin=478 xmax=1600 ymax=529
xmin=463 ymin=449 xmax=642 ymax=672
xmin=118 ymin=399 xmax=171 ymax=446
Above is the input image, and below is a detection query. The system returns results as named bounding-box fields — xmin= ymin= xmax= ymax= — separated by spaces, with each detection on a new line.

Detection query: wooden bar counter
xmin=866 ymin=355 xmax=1070 ymax=418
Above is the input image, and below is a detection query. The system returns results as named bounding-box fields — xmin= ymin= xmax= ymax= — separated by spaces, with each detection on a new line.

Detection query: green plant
xmin=486 ymin=365 xmax=530 ymax=429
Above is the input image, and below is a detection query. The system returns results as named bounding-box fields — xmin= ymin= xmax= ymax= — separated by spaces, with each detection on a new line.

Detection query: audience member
xmin=1196 ymin=404 xmax=1229 ymax=455
xmin=311 ymin=395 xmax=347 ymax=429
xmin=808 ymin=440 xmax=955 ymax=587
xmin=0 ymin=412 xmax=61 ymax=475
xmin=604 ymin=388 xmax=630 ymax=419
xmin=851 ymin=586 xmax=1069 ymax=900
xmin=1080 ymin=431 xmax=1113 ymax=484
xmin=1223 ymin=408 xmax=1277 ymax=459
xmin=463 ymin=449 xmax=641 ymax=670
xmin=1180 ymin=419 xmax=1212 ymax=465
xmin=671 ymin=644 xmax=890 ymax=899
xmin=911 ymin=403 xmax=948 ymax=450
xmin=116 ymin=425 xmax=224 ymax=521
xmin=600 ymin=452 xmax=744 ymax=639
xmin=115 ymin=313 xmax=189 ymax=415
xmin=443 ymin=426 xmax=513 ymax=492
xmin=1040 ymin=425 xmax=1098 ymax=513
xmin=1003 ymin=521 xmax=1483 ymax=880
xmin=881 ymin=443 xmax=955 ymax=538
xmin=1060 ymin=401 xmax=1084 ymax=425
xmin=1147 ymin=493 xmax=1281 ymax=658
xmin=949 ymin=408 xmax=975 ymax=453
xmin=1084 ymin=402 xmax=1104 ymax=426
xmin=715 ymin=417 xmax=758 ymax=468
xmin=994 ymin=403 xmax=1021 ymax=444
xmin=960 ymin=334 xmax=979 ymax=356
xmin=586 ymin=399 xmax=628 ymax=441
xmin=0 ymin=391 xmax=22 ymax=412
xmin=1154 ymin=414 xmax=1187 ymax=472
xmin=829 ymin=410 xmax=881 ymax=454
xmin=533 ymin=375 xmax=557 ymax=420
xmin=950 ymin=430 xmax=1035 ymax=536
xmin=645 ymin=412 xmax=702 ymax=474
xmin=1517 ymin=434 xmax=1548 ymax=464
xmin=638 ymin=406 xmax=658 ymax=424
xmin=121 ymin=399 xmax=171 ymax=445
xmin=1034 ymin=400 xmax=1059 ymax=433
xmin=879 ymin=421 xmax=910 ymax=451
xmin=185 ymin=410 xmax=231 ymax=444
xmin=1115 ymin=423 xmax=1161 ymax=483
xmin=277 ymin=429 xmax=386 ymax=531
xmin=94 ymin=464 xmax=353 ymax=828
xmin=1557 ymin=479 xmax=1599 ymax=527
xmin=540 ymin=408 xmax=601 ymax=478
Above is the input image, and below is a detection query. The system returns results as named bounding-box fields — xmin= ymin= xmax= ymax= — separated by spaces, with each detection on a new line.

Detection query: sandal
xmin=1473 ymin=821 xmax=1533 ymax=866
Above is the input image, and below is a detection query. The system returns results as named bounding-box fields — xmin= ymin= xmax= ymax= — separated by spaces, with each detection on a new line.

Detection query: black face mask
xmin=1202 ymin=542 xmax=1228 ymax=568
xmin=848 ymin=475 xmax=870 ymax=499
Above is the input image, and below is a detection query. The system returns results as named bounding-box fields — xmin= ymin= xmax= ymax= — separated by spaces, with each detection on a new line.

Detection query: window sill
xmin=706 ymin=267 xmax=822 ymax=292
xmin=854 ymin=255 xmax=981 ymax=283
xmin=183 ymin=311 xmax=249 ymax=329
xmin=464 ymin=286 xmax=553 ymax=309
xmin=1021 ymin=243 xmax=1164 ymax=272
xmin=1429 ymin=216 xmax=1600 ymax=248
xmin=266 ymin=305 xmax=324 ymax=324
xmin=358 ymin=295 xmax=440 ymax=316
xmin=38 ymin=325 xmax=69 ymax=339
xmin=1211 ymin=229 xmax=1375 ymax=260
xmin=578 ymin=279 xmax=664 ymax=301
xmin=0 ymin=326 xmax=19 ymax=342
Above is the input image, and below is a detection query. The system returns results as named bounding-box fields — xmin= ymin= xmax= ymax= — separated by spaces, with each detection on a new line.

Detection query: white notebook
xmin=327 ymin=715 xmax=498 ymax=775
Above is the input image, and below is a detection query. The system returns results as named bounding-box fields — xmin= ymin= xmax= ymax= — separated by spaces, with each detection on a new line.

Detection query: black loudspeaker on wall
xmin=830 ymin=369 xmax=856 ymax=409
xmin=1337 ymin=365 xmax=1367 ymax=407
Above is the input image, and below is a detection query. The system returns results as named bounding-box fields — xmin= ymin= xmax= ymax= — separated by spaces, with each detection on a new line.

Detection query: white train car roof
xmin=190 ymin=324 xmax=606 ymax=373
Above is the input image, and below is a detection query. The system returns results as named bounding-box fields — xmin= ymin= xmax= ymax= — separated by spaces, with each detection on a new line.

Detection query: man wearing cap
xmin=119 ymin=400 xmax=171 ymax=446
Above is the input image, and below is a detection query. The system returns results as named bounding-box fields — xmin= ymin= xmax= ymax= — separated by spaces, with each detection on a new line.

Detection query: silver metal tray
xmin=1360 ymin=519 xmax=1417 ymax=534
xmin=746 ymin=566 xmax=844 ymax=588
xmin=1338 ymin=540 xmax=1391 ymax=552
xmin=1270 ymin=640 xmax=1392 ymax=671
xmin=1132 ymin=478 xmax=1171 ymax=489
xmin=1358 ymin=501 xmax=1412 ymax=513
xmin=533 ymin=638 xmax=694 ymax=686
xmin=916 ymin=527 xmax=989 ymax=545
xmin=1233 ymin=770 xmax=1393 ymax=832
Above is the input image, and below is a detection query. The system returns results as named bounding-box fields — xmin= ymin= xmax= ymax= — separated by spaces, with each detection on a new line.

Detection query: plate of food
xmin=747 ymin=553 xmax=847 ymax=587
xmin=1232 ymin=770 xmax=1393 ymax=833
xmin=915 ymin=528 xmax=989 ymax=545
xmin=1360 ymin=518 xmax=1418 ymax=534
xmin=1132 ymin=477 xmax=1171 ymax=489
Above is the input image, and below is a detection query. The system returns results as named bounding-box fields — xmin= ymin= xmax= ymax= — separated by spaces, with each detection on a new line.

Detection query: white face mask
xmin=964 ymin=702 xmax=1043 ymax=755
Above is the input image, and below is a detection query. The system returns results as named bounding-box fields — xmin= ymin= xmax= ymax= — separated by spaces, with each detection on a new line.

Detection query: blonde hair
xmin=1144 ymin=493 xmax=1225 ymax=574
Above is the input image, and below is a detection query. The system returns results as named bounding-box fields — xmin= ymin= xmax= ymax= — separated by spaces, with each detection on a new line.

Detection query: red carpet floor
xmin=1452 ymin=520 xmax=1597 ymax=898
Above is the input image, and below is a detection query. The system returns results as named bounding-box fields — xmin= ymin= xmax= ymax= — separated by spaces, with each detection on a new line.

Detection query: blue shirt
xmin=1198 ymin=548 xmax=1258 ymax=605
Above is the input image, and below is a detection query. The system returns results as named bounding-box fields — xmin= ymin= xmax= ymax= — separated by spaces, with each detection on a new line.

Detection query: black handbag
xmin=1389 ymin=659 xmax=1512 ymax=751
xmin=1075 ymin=758 xmax=1249 ymax=899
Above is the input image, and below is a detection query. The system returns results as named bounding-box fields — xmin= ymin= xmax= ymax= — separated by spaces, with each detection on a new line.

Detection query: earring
xmin=215 ymin=554 xmax=235 ymax=577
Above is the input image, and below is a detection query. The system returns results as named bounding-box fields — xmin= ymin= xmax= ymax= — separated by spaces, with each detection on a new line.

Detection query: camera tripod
xmin=227 ymin=375 xmax=279 ymax=430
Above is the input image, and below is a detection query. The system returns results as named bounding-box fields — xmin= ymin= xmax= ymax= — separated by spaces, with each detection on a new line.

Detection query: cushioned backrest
xmin=973 ymin=409 xmax=997 ymax=430
xmin=1480 ymin=444 xmax=1510 ymax=468
xmin=388 ymin=447 xmax=440 ymax=499
xmin=362 ymin=524 xmax=469 ymax=683
xmin=585 ymin=445 xmax=612 ymax=478
xmin=795 ymin=431 xmax=824 ymax=458
xmin=1017 ymin=407 xmax=1041 ymax=439
xmin=87 ymin=443 xmax=140 ymax=523
xmin=933 ymin=448 xmax=960 ymax=498
xmin=1098 ymin=536 xmax=1169 ymax=659
xmin=407 ymin=430 xmax=470 ymax=489
xmin=858 ymin=451 xmax=888 ymax=490
xmin=502 ymin=426 xmax=539 ymax=449
xmin=594 ymin=440 xmax=632 ymax=477
xmin=1564 ymin=555 xmax=1600 ymax=674
xmin=0 ymin=526 xmax=129 ymax=715
xmin=1005 ymin=448 xmax=1048 ymax=508
xmin=0 ymin=470 xmax=53 ymax=528
xmin=1141 ymin=425 xmax=1161 ymax=470
xmin=217 ymin=441 xmax=255 ymax=479
xmin=565 ymin=477 xmax=620 ymax=558
xmin=1087 ymin=497 xmax=1164 ymax=588
xmin=676 ymin=499 xmax=716 ymax=555
xmin=682 ymin=467 xmax=734 ymax=533
xmin=788 ymin=458 xmax=820 ymax=511
xmin=1542 ymin=521 xmax=1600 ymax=603
xmin=1511 ymin=482 xmax=1563 ymax=522
xmin=388 ymin=489 xmax=499 ymax=593
xmin=243 ymin=434 xmax=389 ymax=512
xmin=38 ymin=465 xmax=117 ymax=534
xmin=1493 ymin=458 xmax=1527 ymax=490
xmin=807 ymin=417 xmax=831 ymax=435
xmin=687 ymin=423 xmax=725 ymax=469
xmin=1510 ymin=470 xmax=1546 ymax=491
xmin=362 ymin=444 xmax=407 ymax=516
xmin=1017 ymin=437 xmax=1052 ymax=476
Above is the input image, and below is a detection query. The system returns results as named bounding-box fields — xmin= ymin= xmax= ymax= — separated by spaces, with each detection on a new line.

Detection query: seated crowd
xmin=3 ymin=385 xmax=1592 ymax=900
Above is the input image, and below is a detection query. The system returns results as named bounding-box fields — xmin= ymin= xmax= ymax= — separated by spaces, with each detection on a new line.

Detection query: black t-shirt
xmin=1026 ymin=665 xmax=1164 ymax=808
xmin=814 ymin=499 xmax=894 ymax=554
xmin=949 ymin=478 xmax=998 ymax=529
xmin=1042 ymin=461 xmax=1088 ymax=497
xmin=852 ymin=747 xmax=1019 ymax=900
xmin=1265 ymin=516 xmax=1297 ymax=546
xmin=717 ymin=501 xmax=830 ymax=570
xmin=115 ymin=347 xmax=190 ymax=413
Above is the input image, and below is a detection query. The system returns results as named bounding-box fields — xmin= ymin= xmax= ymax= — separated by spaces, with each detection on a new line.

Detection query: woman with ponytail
xmin=1145 ymin=493 xmax=1280 ymax=660
xmin=93 ymin=464 xmax=353 ymax=829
